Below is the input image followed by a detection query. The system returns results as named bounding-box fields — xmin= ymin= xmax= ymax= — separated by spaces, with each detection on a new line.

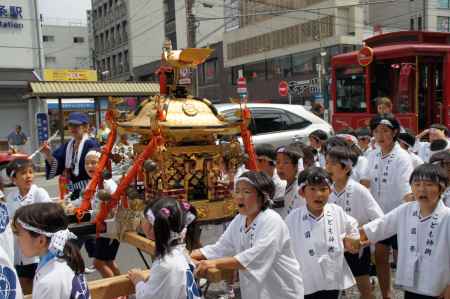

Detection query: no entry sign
xmin=237 ymin=76 xmax=247 ymax=95
xmin=278 ymin=80 xmax=289 ymax=97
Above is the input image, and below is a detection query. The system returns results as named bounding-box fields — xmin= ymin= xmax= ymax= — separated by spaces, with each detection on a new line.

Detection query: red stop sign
xmin=278 ymin=80 xmax=289 ymax=97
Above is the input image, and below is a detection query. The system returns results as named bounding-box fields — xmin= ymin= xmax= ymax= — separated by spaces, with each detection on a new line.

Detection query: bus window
xmin=336 ymin=67 xmax=366 ymax=113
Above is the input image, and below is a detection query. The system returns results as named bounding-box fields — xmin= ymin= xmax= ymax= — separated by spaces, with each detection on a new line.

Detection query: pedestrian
xmin=355 ymin=127 xmax=373 ymax=158
xmin=413 ymin=124 xmax=449 ymax=163
xmin=275 ymin=144 xmax=305 ymax=218
xmin=255 ymin=144 xmax=286 ymax=208
xmin=398 ymin=131 xmax=424 ymax=168
xmin=429 ymin=151 xmax=450 ymax=207
xmin=360 ymin=163 xmax=450 ymax=299
xmin=311 ymin=102 xmax=325 ymax=119
xmin=127 ymin=198 xmax=201 ymax=299
xmin=41 ymin=112 xmax=99 ymax=202
xmin=286 ymin=167 xmax=359 ymax=299
xmin=366 ymin=113 xmax=414 ymax=299
xmin=308 ymin=130 xmax=328 ymax=168
xmin=191 ymin=171 xmax=304 ymax=299
xmin=111 ymin=134 xmax=134 ymax=182
xmin=7 ymin=125 xmax=28 ymax=153
xmin=325 ymin=146 xmax=384 ymax=299
xmin=375 ymin=97 xmax=393 ymax=115
xmin=5 ymin=158 xmax=51 ymax=294
xmin=12 ymin=202 xmax=90 ymax=299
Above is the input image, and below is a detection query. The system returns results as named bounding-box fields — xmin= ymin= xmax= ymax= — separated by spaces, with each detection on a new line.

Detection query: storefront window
xmin=205 ymin=59 xmax=217 ymax=83
xmin=244 ymin=61 xmax=266 ymax=82
xmin=292 ymin=52 xmax=317 ymax=76
xmin=335 ymin=67 xmax=366 ymax=113
xmin=267 ymin=55 xmax=292 ymax=79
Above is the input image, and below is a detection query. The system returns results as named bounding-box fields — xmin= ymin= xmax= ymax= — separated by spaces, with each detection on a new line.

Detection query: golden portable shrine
xmin=60 ymin=41 xmax=259 ymax=298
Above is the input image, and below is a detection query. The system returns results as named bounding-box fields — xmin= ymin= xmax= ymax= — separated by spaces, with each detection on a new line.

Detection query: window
xmin=73 ymin=37 xmax=85 ymax=43
xmin=410 ymin=18 xmax=414 ymax=30
xmin=205 ymin=59 xmax=217 ymax=82
xmin=45 ymin=56 xmax=56 ymax=64
xmin=244 ymin=61 xmax=266 ymax=81
xmin=438 ymin=0 xmax=450 ymax=8
xmin=267 ymin=55 xmax=292 ymax=79
xmin=285 ymin=111 xmax=311 ymax=130
xmin=335 ymin=67 xmax=366 ymax=113
xmin=43 ymin=35 xmax=54 ymax=42
xmin=249 ymin=109 xmax=287 ymax=135
xmin=437 ymin=16 xmax=450 ymax=32
xmin=418 ymin=16 xmax=422 ymax=30
xmin=293 ymin=52 xmax=317 ymax=76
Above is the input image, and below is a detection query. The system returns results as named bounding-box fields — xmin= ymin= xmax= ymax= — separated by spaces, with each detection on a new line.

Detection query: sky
xmin=39 ymin=0 xmax=92 ymax=25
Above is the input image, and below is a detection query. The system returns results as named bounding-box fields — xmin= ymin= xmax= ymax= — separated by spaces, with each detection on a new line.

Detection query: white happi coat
xmin=201 ymin=209 xmax=304 ymax=299
xmin=33 ymin=258 xmax=90 ymax=299
xmin=6 ymin=185 xmax=51 ymax=266
xmin=351 ymin=155 xmax=370 ymax=183
xmin=0 ymin=241 xmax=22 ymax=299
xmin=276 ymin=180 xmax=305 ymax=219
xmin=443 ymin=188 xmax=450 ymax=207
xmin=135 ymin=245 xmax=201 ymax=299
xmin=363 ymin=201 xmax=450 ymax=297
xmin=285 ymin=204 xmax=357 ymax=295
xmin=0 ymin=200 xmax=14 ymax=264
xmin=329 ymin=178 xmax=384 ymax=226
xmin=366 ymin=143 xmax=413 ymax=213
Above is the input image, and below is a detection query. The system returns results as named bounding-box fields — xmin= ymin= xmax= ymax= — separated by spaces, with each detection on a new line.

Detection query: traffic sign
xmin=278 ymin=80 xmax=289 ymax=97
xmin=237 ymin=76 xmax=247 ymax=95
xmin=36 ymin=112 xmax=49 ymax=143
xmin=358 ymin=46 xmax=374 ymax=67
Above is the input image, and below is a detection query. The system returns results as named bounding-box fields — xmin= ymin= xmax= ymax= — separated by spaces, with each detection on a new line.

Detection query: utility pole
xmin=185 ymin=0 xmax=199 ymax=96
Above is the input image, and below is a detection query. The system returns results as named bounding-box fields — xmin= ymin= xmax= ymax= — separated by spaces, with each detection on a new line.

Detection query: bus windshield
xmin=335 ymin=67 xmax=366 ymax=113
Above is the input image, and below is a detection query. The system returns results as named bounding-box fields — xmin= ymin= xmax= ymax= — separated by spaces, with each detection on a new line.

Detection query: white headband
xmin=236 ymin=176 xmax=272 ymax=203
xmin=17 ymin=219 xmax=77 ymax=256
xmin=378 ymin=119 xmax=394 ymax=128
xmin=86 ymin=150 xmax=101 ymax=159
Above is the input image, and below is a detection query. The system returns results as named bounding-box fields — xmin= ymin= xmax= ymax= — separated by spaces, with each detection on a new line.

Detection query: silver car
xmin=215 ymin=103 xmax=333 ymax=148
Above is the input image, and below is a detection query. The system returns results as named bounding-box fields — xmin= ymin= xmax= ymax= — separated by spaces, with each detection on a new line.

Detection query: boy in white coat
xmin=192 ymin=171 xmax=304 ymax=299
xmin=325 ymin=146 xmax=384 ymax=298
xmin=360 ymin=164 xmax=450 ymax=298
xmin=286 ymin=167 xmax=359 ymax=299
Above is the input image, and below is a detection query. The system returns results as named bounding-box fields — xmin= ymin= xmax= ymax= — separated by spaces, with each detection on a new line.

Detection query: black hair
xmin=326 ymin=146 xmax=354 ymax=176
xmin=13 ymin=203 xmax=85 ymax=274
xmin=336 ymin=127 xmax=357 ymax=137
xmin=430 ymin=139 xmax=448 ymax=152
xmin=398 ymin=132 xmax=416 ymax=148
xmin=299 ymin=145 xmax=316 ymax=169
xmin=430 ymin=150 xmax=450 ymax=165
xmin=355 ymin=127 xmax=371 ymax=138
xmin=144 ymin=197 xmax=184 ymax=258
xmin=409 ymin=163 xmax=448 ymax=191
xmin=309 ymin=129 xmax=328 ymax=142
xmin=255 ymin=144 xmax=276 ymax=165
xmin=6 ymin=158 xmax=33 ymax=178
xmin=298 ymin=166 xmax=332 ymax=189
xmin=324 ymin=136 xmax=361 ymax=164
xmin=276 ymin=143 xmax=303 ymax=165
xmin=430 ymin=123 xmax=449 ymax=136
xmin=182 ymin=203 xmax=201 ymax=252
xmin=237 ymin=171 xmax=275 ymax=210
xmin=369 ymin=113 xmax=400 ymax=134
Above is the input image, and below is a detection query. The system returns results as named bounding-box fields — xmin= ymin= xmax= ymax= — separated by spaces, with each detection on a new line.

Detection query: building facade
xmin=0 ymin=0 xmax=46 ymax=153
xmin=198 ymin=0 xmax=364 ymax=105
xmin=42 ymin=25 xmax=90 ymax=69
xmin=369 ymin=0 xmax=450 ymax=33
xmin=91 ymin=0 xmax=130 ymax=81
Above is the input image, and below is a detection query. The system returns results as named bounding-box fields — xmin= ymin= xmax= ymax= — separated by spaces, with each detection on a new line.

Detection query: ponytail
xmin=63 ymin=240 xmax=85 ymax=274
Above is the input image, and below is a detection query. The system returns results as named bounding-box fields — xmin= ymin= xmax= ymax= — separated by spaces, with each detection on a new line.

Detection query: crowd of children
xmin=0 ymin=106 xmax=450 ymax=299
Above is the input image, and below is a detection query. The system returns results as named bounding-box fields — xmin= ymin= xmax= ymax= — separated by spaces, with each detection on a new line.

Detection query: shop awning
xmin=25 ymin=81 xmax=160 ymax=98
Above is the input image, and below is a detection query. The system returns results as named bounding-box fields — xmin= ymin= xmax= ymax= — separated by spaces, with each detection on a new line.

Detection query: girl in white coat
xmin=12 ymin=202 xmax=89 ymax=299
xmin=360 ymin=164 xmax=450 ymax=299
xmin=286 ymin=167 xmax=359 ymax=299
xmin=127 ymin=197 xmax=201 ymax=299
xmin=191 ymin=171 xmax=304 ymax=299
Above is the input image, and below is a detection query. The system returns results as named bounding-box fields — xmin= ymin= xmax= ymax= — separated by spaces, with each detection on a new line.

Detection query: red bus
xmin=331 ymin=31 xmax=450 ymax=133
